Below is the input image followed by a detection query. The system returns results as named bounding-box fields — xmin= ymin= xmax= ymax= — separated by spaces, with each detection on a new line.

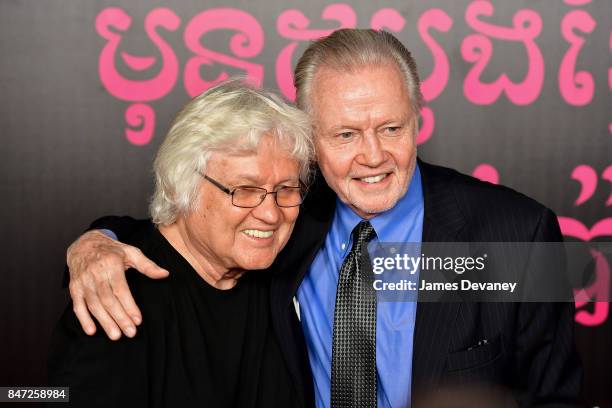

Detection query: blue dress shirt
xmin=296 ymin=164 xmax=424 ymax=408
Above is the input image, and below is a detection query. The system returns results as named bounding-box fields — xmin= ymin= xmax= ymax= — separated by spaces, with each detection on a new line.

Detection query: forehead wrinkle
xmin=312 ymin=66 xmax=412 ymax=133
xmin=327 ymin=99 xmax=411 ymax=133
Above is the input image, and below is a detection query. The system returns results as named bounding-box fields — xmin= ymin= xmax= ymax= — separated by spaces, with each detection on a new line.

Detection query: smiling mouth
xmin=356 ymin=173 xmax=390 ymax=184
xmin=242 ymin=229 xmax=274 ymax=239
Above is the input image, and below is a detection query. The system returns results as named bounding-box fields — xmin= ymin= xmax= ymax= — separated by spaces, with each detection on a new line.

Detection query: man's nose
xmin=251 ymin=193 xmax=281 ymax=224
xmin=359 ymin=131 xmax=385 ymax=167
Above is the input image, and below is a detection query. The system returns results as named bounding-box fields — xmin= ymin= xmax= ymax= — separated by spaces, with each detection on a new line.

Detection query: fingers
xmin=95 ymin=273 xmax=137 ymax=338
xmin=124 ymin=246 xmax=169 ymax=279
xmin=69 ymin=282 xmax=97 ymax=336
xmin=85 ymin=292 xmax=123 ymax=341
xmin=75 ymin=270 xmax=125 ymax=340
xmin=109 ymin=274 xmax=142 ymax=326
xmin=66 ymin=231 xmax=143 ymax=339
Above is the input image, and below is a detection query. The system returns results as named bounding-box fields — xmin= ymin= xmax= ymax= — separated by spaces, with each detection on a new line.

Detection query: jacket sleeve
xmin=89 ymin=215 xmax=150 ymax=242
xmin=512 ymin=208 xmax=583 ymax=407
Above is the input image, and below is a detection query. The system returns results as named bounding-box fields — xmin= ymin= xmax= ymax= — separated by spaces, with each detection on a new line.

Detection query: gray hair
xmin=294 ymin=28 xmax=423 ymax=116
xmin=150 ymin=79 xmax=313 ymax=225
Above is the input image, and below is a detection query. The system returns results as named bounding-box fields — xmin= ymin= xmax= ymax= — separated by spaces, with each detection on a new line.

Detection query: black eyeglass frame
xmin=201 ymin=173 xmax=305 ymax=208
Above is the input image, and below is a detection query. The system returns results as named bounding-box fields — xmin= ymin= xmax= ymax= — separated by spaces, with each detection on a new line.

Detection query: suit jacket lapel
xmin=411 ymin=159 xmax=466 ymax=392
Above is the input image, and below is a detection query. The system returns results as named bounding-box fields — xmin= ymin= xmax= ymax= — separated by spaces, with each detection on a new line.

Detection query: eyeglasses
xmin=201 ymin=173 xmax=304 ymax=208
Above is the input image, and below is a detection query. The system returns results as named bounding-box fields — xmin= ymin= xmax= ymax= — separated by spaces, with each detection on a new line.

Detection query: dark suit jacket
xmin=268 ymin=159 xmax=582 ymax=407
xmin=91 ymin=159 xmax=582 ymax=407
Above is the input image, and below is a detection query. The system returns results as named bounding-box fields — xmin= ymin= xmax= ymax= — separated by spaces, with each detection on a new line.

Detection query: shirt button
xmin=341 ymin=243 xmax=346 ymax=250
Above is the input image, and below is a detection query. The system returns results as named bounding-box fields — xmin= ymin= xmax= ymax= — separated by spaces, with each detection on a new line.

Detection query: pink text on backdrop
xmin=559 ymin=10 xmax=596 ymax=106
xmin=416 ymin=9 xmax=453 ymax=145
xmin=275 ymin=5 xmax=455 ymax=146
xmin=564 ymin=0 xmax=592 ymax=5
xmin=275 ymin=4 xmax=357 ymax=102
xmin=96 ymin=4 xmax=610 ymax=146
xmin=603 ymin=166 xmax=612 ymax=206
xmin=560 ymin=164 xmax=612 ymax=326
xmin=96 ymin=7 xmax=180 ymax=145
xmin=462 ymin=1 xmax=544 ymax=105
xmin=560 ymin=216 xmax=612 ymax=327
xmin=472 ymin=163 xmax=500 ymax=184
xmin=572 ymin=249 xmax=610 ymax=327
xmin=183 ymin=8 xmax=264 ymax=97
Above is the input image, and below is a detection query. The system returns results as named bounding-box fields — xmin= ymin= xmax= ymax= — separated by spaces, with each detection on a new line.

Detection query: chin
xmin=352 ymin=196 xmax=400 ymax=216
xmin=239 ymin=254 xmax=275 ymax=270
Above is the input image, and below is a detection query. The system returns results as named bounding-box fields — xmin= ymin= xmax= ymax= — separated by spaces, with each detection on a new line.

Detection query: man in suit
xmin=65 ymin=29 xmax=581 ymax=406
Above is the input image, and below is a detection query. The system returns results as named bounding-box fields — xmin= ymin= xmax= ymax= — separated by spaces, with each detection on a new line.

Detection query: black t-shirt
xmin=49 ymin=222 xmax=296 ymax=407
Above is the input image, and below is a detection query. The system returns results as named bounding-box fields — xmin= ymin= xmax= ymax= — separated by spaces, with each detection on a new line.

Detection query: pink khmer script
xmin=462 ymin=1 xmax=544 ymax=106
xmin=96 ymin=7 xmax=180 ymax=145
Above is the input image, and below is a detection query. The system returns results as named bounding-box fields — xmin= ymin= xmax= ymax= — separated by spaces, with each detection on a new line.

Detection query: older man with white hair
xmin=64 ymin=29 xmax=581 ymax=407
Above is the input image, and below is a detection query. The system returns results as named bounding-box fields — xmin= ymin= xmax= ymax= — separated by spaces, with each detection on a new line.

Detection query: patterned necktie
xmin=331 ymin=220 xmax=378 ymax=408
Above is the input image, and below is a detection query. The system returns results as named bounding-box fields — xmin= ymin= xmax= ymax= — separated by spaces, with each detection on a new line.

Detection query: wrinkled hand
xmin=67 ymin=230 xmax=169 ymax=340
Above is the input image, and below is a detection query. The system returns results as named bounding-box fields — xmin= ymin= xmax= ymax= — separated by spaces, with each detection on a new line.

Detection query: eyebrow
xmin=327 ymin=125 xmax=360 ymax=133
xmin=227 ymin=174 xmax=300 ymax=186
xmin=326 ymin=117 xmax=410 ymax=133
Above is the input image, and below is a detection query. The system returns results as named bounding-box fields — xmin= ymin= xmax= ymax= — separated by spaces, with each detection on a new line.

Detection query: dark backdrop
xmin=1 ymin=0 xmax=610 ymax=405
